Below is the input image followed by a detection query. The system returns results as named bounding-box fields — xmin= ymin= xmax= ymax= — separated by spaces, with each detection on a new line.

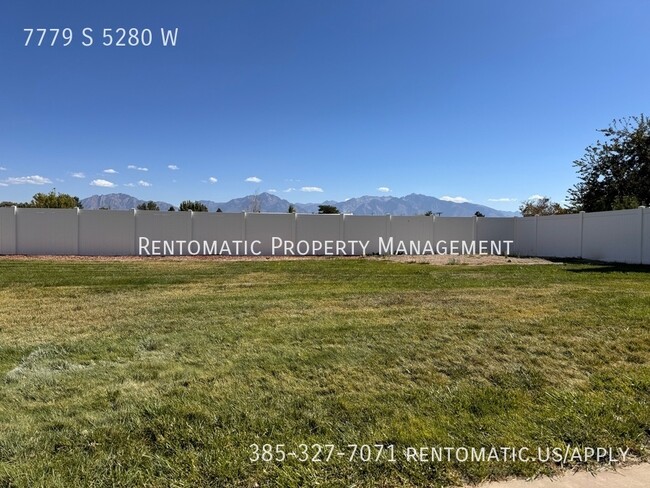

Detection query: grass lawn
xmin=0 ymin=257 xmax=649 ymax=487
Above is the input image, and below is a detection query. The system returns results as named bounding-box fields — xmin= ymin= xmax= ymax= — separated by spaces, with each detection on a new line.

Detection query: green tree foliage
xmin=474 ymin=211 xmax=485 ymax=217
xmin=0 ymin=201 xmax=18 ymax=207
xmin=28 ymin=190 xmax=83 ymax=209
xmin=519 ymin=197 xmax=569 ymax=217
xmin=216 ymin=208 xmax=223 ymax=213
xmin=137 ymin=201 xmax=160 ymax=211
xmin=287 ymin=204 xmax=296 ymax=213
xmin=424 ymin=210 xmax=433 ymax=216
xmin=168 ymin=206 xmax=176 ymax=211
xmin=569 ymin=115 xmax=650 ymax=211
xmin=179 ymin=200 xmax=208 ymax=212
xmin=318 ymin=204 xmax=339 ymax=214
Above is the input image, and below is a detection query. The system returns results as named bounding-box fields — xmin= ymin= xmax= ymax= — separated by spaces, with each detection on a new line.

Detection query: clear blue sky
xmin=1 ymin=0 xmax=649 ymax=210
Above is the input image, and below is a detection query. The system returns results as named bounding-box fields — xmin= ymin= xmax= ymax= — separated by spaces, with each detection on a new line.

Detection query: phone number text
xmin=250 ymin=443 xmax=397 ymax=463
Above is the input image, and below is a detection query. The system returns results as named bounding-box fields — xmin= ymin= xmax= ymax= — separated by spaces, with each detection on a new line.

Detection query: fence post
xmin=242 ymin=212 xmax=247 ymax=244
xmin=12 ymin=205 xmax=18 ymax=255
xmin=386 ymin=215 xmax=392 ymax=255
xmin=75 ymin=207 xmax=80 ymax=255
xmin=132 ymin=208 xmax=137 ymax=256
xmin=534 ymin=215 xmax=539 ymax=256
xmin=190 ymin=209 xmax=194 ymax=242
xmin=472 ymin=215 xmax=478 ymax=252
xmin=431 ymin=214 xmax=436 ymax=248
xmin=189 ymin=210 xmax=194 ymax=256
xmin=579 ymin=211 xmax=585 ymax=259
xmin=640 ymin=206 xmax=646 ymax=264
xmin=512 ymin=216 xmax=517 ymax=257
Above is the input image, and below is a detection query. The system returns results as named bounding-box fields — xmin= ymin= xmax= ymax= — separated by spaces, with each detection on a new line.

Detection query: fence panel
xmin=389 ymin=216 xmax=434 ymax=254
xmin=190 ymin=212 xmax=247 ymax=254
xmin=582 ymin=209 xmax=642 ymax=264
xmin=343 ymin=215 xmax=389 ymax=254
xmin=536 ymin=214 xmax=582 ymax=258
xmin=135 ymin=211 xmax=192 ymax=255
xmin=433 ymin=217 xmax=475 ymax=251
xmin=246 ymin=213 xmax=295 ymax=255
xmin=476 ymin=218 xmax=515 ymax=255
xmin=513 ymin=217 xmax=536 ymax=256
xmin=79 ymin=210 xmax=135 ymax=256
xmin=16 ymin=208 xmax=78 ymax=255
xmin=295 ymin=214 xmax=343 ymax=255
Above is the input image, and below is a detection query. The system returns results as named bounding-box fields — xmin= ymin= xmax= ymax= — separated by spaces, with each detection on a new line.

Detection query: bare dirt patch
xmin=380 ymin=254 xmax=554 ymax=266
xmin=0 ymin=254 xmax=555 ymax=265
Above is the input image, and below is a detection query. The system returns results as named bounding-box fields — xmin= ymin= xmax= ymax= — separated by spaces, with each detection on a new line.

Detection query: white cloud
xmin=71 ymin=172 xmax=85 ymax=179
xmin=488 ymin=197 xmax=518 ymax=202
xmin=138 ymin=180 xmax=152 ymax=187
xmin=0 ymin=166 xmax=7 ymax=171
xmin=5 ymin=175 xmax=52 ymax=185
xmin=527 ymin=194 xmax=545 ymax=201
xmin=440 ymin=195 xmax=470 ymax=204
xmin=377 ymin=187 xmax=391 ymax=193
xmin=168 ymin=165 xmax=179 ymax=170
xmin=123 ymin=183 xmax=135 ymax=187
xmin=127 ymin=165 xmax=148 ymax=171
xmin=267 ymin=189 xmax=277 ymax=193
xmin=103 ymin=168 xmax=118 ymax=174
xmin=90 ymin=179 xmax=116 ymax=188
xmin=301 ymin=186 xmax=324 ymax=193
xmin=246 ymin=176 xmax=262 ymax=183
xmin=0 ymin=182 xmax=8 ymax=186
xmin=208 ymin=177 xmax=218 ymax=184
xmin=283 ymin=188 xmax=296 ymax=193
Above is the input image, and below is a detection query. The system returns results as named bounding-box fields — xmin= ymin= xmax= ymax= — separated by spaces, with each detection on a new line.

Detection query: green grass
xmin=0 ymin=257 xmax=649 ymax=487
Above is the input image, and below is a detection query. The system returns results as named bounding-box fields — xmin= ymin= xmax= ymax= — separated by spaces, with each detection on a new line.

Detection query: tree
xmin=168 ymin=206 xmax=175 ymax=211
xmin=287 ymin=204 xmax=296 ymax=213
xmin=1 ymin=201 xmax=18 ymax=207
xmin=179 ymin=200 xmax=208 ymax=212
xmin=216 ymin=208 xmax=223 ymax=213
xmin=474 ymin=211 xmax=485 ymax=218
xmin=568 ymin=115 xmax=650 ymax=211
xmin=29 ymin=190 xmax=80 ymax=208
xmin=137 ymin=201 xmax=160 ymax=211
xmin=318 ymin=204 xmax=339 ymax=214
xmin=424 ymin=210 xmax=433 ymax=216
xmin=28 ymin=189 xmax=82 ymax=208
xmin=519 ymin=197 xmax=569 ymax=217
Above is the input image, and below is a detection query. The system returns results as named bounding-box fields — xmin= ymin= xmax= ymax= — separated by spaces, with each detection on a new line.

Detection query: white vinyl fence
xmin=0 ymin=206 xmax=648 ymax=264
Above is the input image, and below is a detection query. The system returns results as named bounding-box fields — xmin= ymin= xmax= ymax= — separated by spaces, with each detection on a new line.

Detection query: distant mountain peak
xmin=81 ymin=192 xmax=518 ymax=217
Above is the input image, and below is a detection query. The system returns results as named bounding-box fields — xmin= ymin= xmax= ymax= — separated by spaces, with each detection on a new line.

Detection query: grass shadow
xmin=546 ymin=257 xmax=650 ymax=273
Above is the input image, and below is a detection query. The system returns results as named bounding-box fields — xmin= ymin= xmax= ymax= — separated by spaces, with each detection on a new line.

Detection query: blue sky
xmin=1 ymin=0 xmax=649 ymax=210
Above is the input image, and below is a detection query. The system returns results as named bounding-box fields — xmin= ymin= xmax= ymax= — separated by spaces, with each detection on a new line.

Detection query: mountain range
xmin=80 ymin=192 xmax=519 ymax=217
